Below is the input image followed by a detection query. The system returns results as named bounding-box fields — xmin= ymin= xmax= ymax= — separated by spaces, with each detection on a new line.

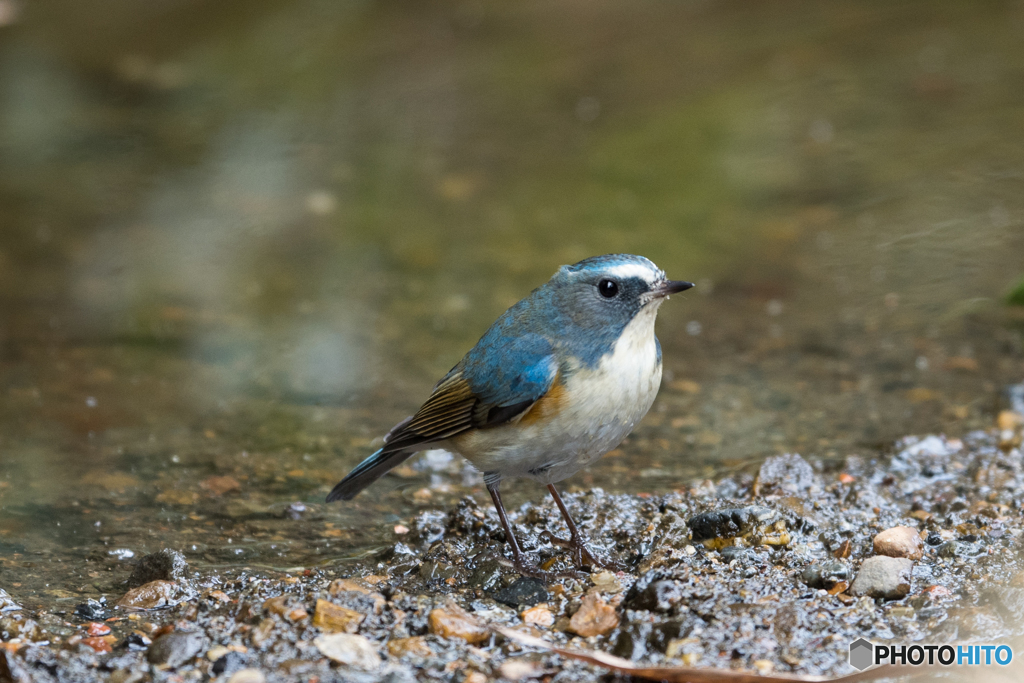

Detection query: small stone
xmin=212 ymin=651 xmax=247 ymax=676
xmin=313 ymin=599 xmax=364 ymax=633
xmin=0 ymin=589 xmax=20 ymax=613
xmin=127 ymin=549 xmax=189 ymax=588
xmin=387 ymin=636 xmax=432 ymax=659
xmin=86 ymin=622 xmax=111 ymax=636
xmin=463 ymin=673 xmax=488 ymax=683
xmin=626 ymin=578 xmax=682 ymax=612
xmin=146 ymin=631 xmax=205 ymax=668
xmin=493 ymin=578 xmax=548 ymax=608
xmin=719 ymin=546 xmax=749 ymax=562
xmin=799 ymin=561 xmax=850 ymax=590
xmin=688 ymin=506 xmax=790 ymax=549
xmin=117 ymin=580 xmax=178 ymax=609
xmin=997 ymin=410 xmax=1023 ymax=431
xmin=249 ymin=619 xmax=275 ymax=648
xmin=314 ymin=633 xmax=381 ymax=670
xmin=849 ymin=556 xmax=914 ymax=600
xmin=521 ymin=605 xmax=555 ymax=628
xmin=262 ymin=596 xmax=307 ymax=622
xmin=328 ymin=579 xmax=386 ymax=614
xmin=873 ymin=527 xmax=924 ymax=560
xmin=81 ymin=636 xmax=115 ymax=654
xmin=74 ymin=600 xmax=106 ymax=620
xmin=227 ymin=670 xmax=266 ymax=683
xmin=499 ymin=660 xmax=540 ymax=680
xmin=753 ymin=660 xmax=775 ymax=674
xmin=591 ymin=571 xmax=622 ymax=593
xmin=428 ymin=607 xmax=489 ymax=644
xmin=206 ymin=645 xmax=230 ymax=661
xmin=754 ymin=453 xmax=816 ymax=495
xmin=569 ymin=593 xmax=619 ymax=637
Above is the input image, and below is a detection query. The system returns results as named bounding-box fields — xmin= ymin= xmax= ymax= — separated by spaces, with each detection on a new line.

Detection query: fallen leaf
xmin=495 ymin=626 xmax=935 ymax=683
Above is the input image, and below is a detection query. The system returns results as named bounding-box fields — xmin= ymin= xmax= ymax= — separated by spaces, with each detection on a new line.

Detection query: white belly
xmin=447 ymin=303 xmax=664 ymax=485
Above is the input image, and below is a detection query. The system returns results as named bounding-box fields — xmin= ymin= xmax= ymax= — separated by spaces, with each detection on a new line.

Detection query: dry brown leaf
xmin=494 ymin=626 xmax=936 ymax=683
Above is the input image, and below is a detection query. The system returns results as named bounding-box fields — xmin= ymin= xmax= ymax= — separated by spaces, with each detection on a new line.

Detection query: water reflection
xmin=0 ymin=0 xmax=1023 ymax=609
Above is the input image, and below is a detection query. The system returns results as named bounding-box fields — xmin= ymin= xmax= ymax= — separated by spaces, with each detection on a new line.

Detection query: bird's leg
xmin=487 ymin=483 xmax=524 ymax=559
xmin=546 ymin=484 xmax=625 ymax=571
xmin=487 ymin=483 xmax=585 ymax=580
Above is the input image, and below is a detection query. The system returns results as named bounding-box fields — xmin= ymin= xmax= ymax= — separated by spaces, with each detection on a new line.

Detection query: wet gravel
xmin=2 ymin=422 xmax=1024 ymax=682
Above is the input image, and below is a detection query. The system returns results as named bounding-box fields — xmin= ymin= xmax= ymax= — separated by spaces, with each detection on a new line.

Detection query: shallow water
xmin=1 ymin=0 xmax=1023 ymax=610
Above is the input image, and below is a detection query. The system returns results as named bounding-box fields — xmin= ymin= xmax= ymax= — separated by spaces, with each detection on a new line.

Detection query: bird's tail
xmin=326 ymin=447 xmax=414 ymax=502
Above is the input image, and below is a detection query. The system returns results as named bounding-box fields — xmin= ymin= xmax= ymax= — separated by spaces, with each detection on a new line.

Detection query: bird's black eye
xmin=598 ymin=279 xmax=619 ymax=298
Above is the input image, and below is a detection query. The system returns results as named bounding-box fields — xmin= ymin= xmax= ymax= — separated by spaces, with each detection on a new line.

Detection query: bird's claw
xmin=497 ymin=552 xmax=586 ymax=581
xmin=541 ymin=530 xmax=626 ymax=572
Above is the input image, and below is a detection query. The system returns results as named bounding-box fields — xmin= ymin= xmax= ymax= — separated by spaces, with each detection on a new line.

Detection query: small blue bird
xmin=328 ymin=254 xmax=693 ymax=575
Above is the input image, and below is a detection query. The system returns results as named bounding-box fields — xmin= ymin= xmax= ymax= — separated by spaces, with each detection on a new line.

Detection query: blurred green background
xmin=1 ymin=0 xmax=1023 ymax=604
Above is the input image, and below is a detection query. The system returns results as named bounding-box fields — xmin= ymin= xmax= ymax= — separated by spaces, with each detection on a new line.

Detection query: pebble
xmin=428 ymin=607 xmax=489 ymax=644
xmin=313 ymin=633 xmax=381 ymax=670
xmin=117 ymin=580 xmax=178 ymax=609
xmin=799 ymin=561 xmax=850 ymax=590
xmin=227 ymin=670 xmax=266 ymax=683
xmin=0 ymin=588 xmax=20 ymax=613
xmin=86 ymin=622 xmax=111 ymax=636
xmin=755 ymin=453 xmax=817 ymax=495
xmin=206 ymin=645 xmax=230 ymax=661
xmin=591 ymin=571 xmax=622 ymax=593
xmin=493 ymin=577 xmax=548 ymax=608
xmin=849 ymin=556 xmax=914 ymax=600
xmin=688 ymin=506 xmax=790 ymax=549
xmin=262 ymin=596 xmax=308 ymax=622
xmin=127 ymin=549 xmax=189 ymax=588
xmin=521 ymin=605 xmax=555 ymax=628
xmin=873 ymin=526 xmax=924 ymax=560
xmin=328 ymin=578 xmax=386 ymax=614
xmin=312 ymin=599 xmax=364 ymax=633
xmin=74 ymin=600 xmax=106 ymax=620
xmin=387 ymin=636 xmax=432 ymax=659
xmin=212 ymin=651 xmax=247 ymax=676
xmin=499 ymin=660 xmax=540 ymax=680
xmin=81 ymin=635 xmax=115 ymax=653
xmin=146 ymin=631 xmax=205 ymax=668
xmin=626 ymin=578 xmax=682 ymax=612
xmin=719 ymin=546 xmax=749 ymax=562
xmin=996 ymin=410 xmax=1023 ymax=431
xmin=569 ymin=593 xmax=619 ymax=637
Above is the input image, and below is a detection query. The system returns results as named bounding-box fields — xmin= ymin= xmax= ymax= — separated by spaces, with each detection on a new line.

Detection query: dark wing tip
xmin=326 ymin=483 xmax=357 ymax=503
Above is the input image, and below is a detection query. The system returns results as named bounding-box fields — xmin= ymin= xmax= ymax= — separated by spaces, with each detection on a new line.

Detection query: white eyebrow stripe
xmin=603 ymin=263 xmax=659 ymax=282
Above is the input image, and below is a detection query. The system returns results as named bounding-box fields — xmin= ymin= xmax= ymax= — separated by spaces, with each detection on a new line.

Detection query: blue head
xmin=525 ymin=254 xmax=693 ymax=366
xmin=551 ymin=254 xmax=690 ymax=323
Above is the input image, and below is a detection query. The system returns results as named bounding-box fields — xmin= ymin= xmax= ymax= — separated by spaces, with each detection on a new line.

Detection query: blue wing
xmin=326 ymin=328 xmax=557 ymax=502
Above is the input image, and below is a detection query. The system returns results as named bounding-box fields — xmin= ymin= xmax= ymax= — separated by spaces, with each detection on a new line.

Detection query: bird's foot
xmin=497 ymin=552 xmax=585 ymax=581
xmin=542 ymin=531 xmax=627 ymax=572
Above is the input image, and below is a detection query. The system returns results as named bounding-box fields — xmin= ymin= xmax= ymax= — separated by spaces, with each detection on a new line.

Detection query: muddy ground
xmin=2 ymin=416 xmax=1024 ymax=683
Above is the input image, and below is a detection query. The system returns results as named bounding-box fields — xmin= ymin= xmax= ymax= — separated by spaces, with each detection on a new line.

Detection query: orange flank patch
xmin=519 ymin=377 xmax=567 ymax=426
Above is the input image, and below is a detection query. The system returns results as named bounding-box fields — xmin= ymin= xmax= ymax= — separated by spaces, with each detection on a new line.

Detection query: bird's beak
xmin=652 ymin=280 xmax=695 ymax=299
